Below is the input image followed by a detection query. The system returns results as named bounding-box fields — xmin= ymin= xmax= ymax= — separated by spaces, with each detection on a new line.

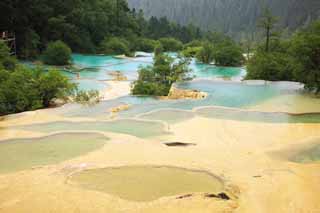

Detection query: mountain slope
xmin=128 ymin=0 xmax=320 ymax=36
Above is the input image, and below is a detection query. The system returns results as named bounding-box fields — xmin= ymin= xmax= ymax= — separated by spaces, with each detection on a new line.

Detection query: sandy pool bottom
xmin=68 ymin=166 xmax=224 ymax=202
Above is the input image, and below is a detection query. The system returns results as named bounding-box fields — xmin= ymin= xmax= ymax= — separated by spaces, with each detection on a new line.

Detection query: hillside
xmin=128 ymin=0 xmax=320 ymax=36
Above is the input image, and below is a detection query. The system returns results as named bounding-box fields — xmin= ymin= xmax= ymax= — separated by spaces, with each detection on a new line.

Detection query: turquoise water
xmin=190 ymin=60 xmax=245 ymax=80
xmin=20 ymin=54 xmax=247 ymax=92
xmin=21 ymin=54 xmax=246 ymax=91
xmin=72 ymin=54 xmax=151 ymax=81
xmin=72 ymin=79 xmax=109 ymax=91
xmin=52 ymin=80 xmax=300 ymax=120
xmin=70 ymin=54 xmax=245 ymax=84
xmin=195 ymin=107 xmax=320 ymax=123
xmin=134 ymin=107 xmax=320 ymax=124
xmin=49 ymin=79 xmax=320 ymax=124
xmin=138 ymin=109 xmax=195 ymax=124
xmin=0 ymin=133 xmax=107 ymax=173
xmin=72 ymin=54 xmax=117 ymax=67
xmin=17 ymin=119 xmax=170 ymax=138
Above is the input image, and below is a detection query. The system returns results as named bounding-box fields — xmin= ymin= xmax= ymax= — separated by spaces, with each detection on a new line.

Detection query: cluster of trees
xmin=1 ymin=0 xmax=203 ymax=61
xmin=181 ymin=33 xmax=244 ymax=66
xmin=0 ymin=41 xmax=76 ymax=115
xmin=138 ymin=15 xmax=202 ymax=43
xmin=132 ymin=50 xmax=191 ymax=96
xmin=246 ymin=9 xmax=320 ymax=93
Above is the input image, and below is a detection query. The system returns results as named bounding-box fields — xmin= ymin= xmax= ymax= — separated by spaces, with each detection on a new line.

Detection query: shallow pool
xmin=17 ymin=119 xmax=170 ymax=138
xmin=69 ymin=166 xmax=224 ymax=202
xmin=0 ymin=133 xmax=107 ymax=173
xmin=289 ymin=144 xmax=320 ymax=163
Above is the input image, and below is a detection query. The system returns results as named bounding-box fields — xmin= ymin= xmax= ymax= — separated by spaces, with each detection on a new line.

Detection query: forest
xmin=0 ymin=0 xmax=202 ymax=58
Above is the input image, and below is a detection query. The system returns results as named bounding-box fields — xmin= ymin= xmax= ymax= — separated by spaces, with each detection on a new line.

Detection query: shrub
xmin=159 ymin=37 xmax=183 ymax=52
xmin=135 ymin=38 xmax=159 ymax=52
xmin=182 ymin=46 xmax=202 ymax=58
xmin=0 ymin=41 xmax=17 ymax=70
xmin=213 ymin=41 xmax=244 ymax=66
xmin=100 ymin=37 xmax=131 ymax=56
xmin=183 ymin=40 xmax=203 ymax=49
xmin=246 ymin=52 xmax=294 ymax=81
xmin=196 ymin=42 xmax=215 ymax=64
xmin=42 ymin=40 xmax=72 ymax=65
xmin=74 ymin=90 xmax=101 ymax=105
xmin=0 ymin=67 xmax=76 ymax=115
xmin=290 ymin=21 xmax=320 ymax=93
xmin=154 ymin=43 xmax=164 ymax=56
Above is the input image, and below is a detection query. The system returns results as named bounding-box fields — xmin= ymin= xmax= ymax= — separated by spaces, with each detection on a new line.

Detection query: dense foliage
xmin=213 ymin=40 xmax=244 ymax=66
xmin=159 ymin=37 xmax=183 ymax=52
xmin=1 ymin=0 xmax=203 ymax=58
xmin=290 ymin=21 xmax=320 ymax=93
xmin=132 ymin=53 xmax=191 ymax=96
xmin=196 ymin=42 xmax=214 ymax=64
xmin=134 ymin=38 xmax=159 ymax=52
xmin=193 ymin=34 xmax=244 ymax=66
xmin=99 ymin=37 xmax=131 ymax=56
xmin=0 ymin=67 xmax=76 ymax=115
xmin=42 ymin=41 xmax=72 ymax=65
xmin=0 ymin=41 xmax=17 ymax=71
xmin=247 ymin=14 xmax=320 ymax=93
xmin=0 ymin=42 xmax=76 ymax=115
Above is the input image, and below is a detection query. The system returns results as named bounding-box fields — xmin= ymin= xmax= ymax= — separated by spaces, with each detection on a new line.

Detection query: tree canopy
xmin=0 ymin=41 xmax=76 ymax=115
xmin=247 ymin=11 xmax=320 ymax=93
xmin=132 ymin=53 xmax=191 ymax=96
xmin=1 ymin=0 xmax=203 ymax=58
xmin=42 ymin=40 xmax=72 ymax=65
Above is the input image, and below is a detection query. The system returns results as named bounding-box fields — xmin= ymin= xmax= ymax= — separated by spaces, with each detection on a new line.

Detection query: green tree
xmin=42 ymin=41 xmax=72 ymax=65
xmin=159 ymin=37 xmax=183 ymax=52
xmin=258 ymin=8 xmax=279 ymax=52
xmin=196 ymin=41 xmax=215 ymax=64
xmin=20 ymin=29 xmax=40 ymax=59
xmin=246 ymin=52 xmax=294 ymax=81
xmin=213 ymin=41 xmax=244 ymax=66
xmin=182 ymin=46 xmax=202 ymax=58
xmin=290 ymin=21 xmax=320 ymax=93
xmin=154 ymin=43 xmax=164 ymax=56
xmin=135 ymin=38 xmax=159 ymax=52
xmin=38 ymin=69 xmax=76 ymax=107
xmin=0 ymin=41 xmax=17 ymax=70
xmin=100 ymin=37 xmax=131 ymax=56
xmin=132 ymin=53 xmax=191 ymax=96
xmin=0 ymin=66 xmax=76 ymax=115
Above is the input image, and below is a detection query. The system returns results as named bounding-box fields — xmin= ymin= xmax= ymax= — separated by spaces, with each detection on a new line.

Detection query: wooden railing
xmin=0 ymin=31 xmax=16 ymax=55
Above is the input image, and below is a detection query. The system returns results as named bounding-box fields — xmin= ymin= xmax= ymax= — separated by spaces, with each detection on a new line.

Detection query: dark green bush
xmin=0 ymin=67 xmax=76 ymax=115
xmin=135 ymin=38 xmax=159 ymax=52
xmin=159 ymin=37 xmax=183 ymax=52
xmin=99 ymin=37 xmax=131 ymax=56
xmin=42 ymin=41 xmax=72 ymax=65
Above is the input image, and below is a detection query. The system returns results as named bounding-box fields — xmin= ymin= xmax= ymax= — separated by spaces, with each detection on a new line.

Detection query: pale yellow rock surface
xmin=0 ymin=114 xmax=319 ymax=213
xmin=167 ymin=87 xmax=207 ymax=100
